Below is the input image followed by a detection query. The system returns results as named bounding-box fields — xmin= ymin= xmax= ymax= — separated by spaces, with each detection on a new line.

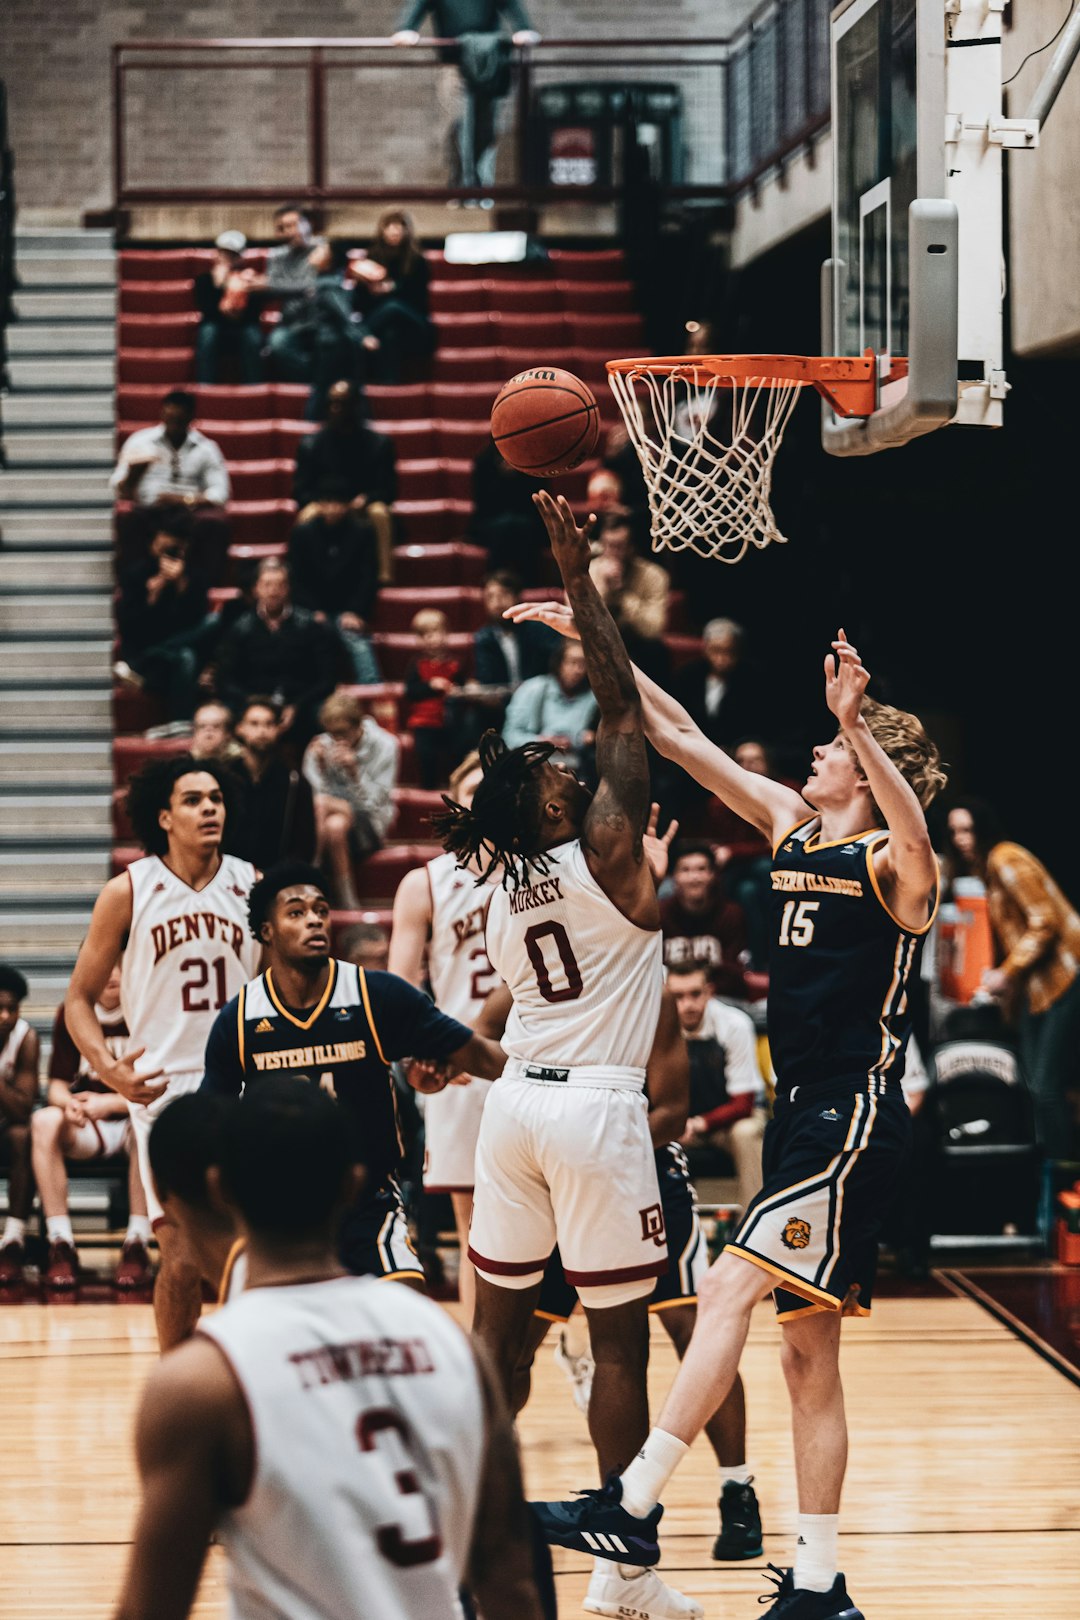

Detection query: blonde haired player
xmin=513 ymin=604 xmax=945 ymax=1620
xmin=66 ymin=755 xmax=261 ymax=1348
xmin=389 ymin=749 xmax=498 ymax=1326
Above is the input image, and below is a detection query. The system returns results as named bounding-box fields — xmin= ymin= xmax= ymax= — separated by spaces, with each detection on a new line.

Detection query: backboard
xmin=824 ymin=0 xmax=1008 ymax=454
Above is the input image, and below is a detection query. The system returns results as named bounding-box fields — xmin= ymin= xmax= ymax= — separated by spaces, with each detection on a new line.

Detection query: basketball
xmin=490 ymin=366 xmax=601 ymax=476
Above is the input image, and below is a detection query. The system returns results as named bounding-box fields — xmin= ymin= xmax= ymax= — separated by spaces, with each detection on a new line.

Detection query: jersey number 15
xmin=778 ymin=900 xmax=819 ymax=948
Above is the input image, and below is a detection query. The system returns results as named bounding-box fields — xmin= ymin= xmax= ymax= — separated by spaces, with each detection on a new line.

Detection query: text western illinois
xmin=771 ymin=872 xmax=864 ymax=898
xmin=251 ymin=1040 xmax=367 ymax=1071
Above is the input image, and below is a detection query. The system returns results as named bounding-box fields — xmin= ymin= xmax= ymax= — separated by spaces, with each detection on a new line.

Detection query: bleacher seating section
xmin=113 ymin=245 xmax=701 ymax=924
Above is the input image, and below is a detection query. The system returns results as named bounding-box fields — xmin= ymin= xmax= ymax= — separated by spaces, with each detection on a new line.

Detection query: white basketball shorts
xmin=423 ymin=1075 xmax=493 ymax=1193
xmin=67 ymin=1116 xmax=131 ymax=1162
xmin=467 ymin=1065 xmax=668 ymax=1306
xmin=127 ymin=1070 xmax=204 ymax=1226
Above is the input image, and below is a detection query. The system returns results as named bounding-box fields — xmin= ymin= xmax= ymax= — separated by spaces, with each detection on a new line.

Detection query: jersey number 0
xmin=525 ymin=921 xmax=584 ymax=1003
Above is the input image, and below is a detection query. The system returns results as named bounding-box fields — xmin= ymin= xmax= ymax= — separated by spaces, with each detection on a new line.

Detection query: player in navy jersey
xmin=509 ymin=608 xmax=945 ymax=1620
xmin=202 ymin=862 xmax=506 ymax=1289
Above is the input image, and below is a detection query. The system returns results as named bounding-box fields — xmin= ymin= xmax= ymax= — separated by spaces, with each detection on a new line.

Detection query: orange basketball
xmin=491 ymin=366 xmax=601 ymax=477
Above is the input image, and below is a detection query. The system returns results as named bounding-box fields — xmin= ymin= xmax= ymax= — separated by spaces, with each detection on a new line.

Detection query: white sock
xmin=618 ymin=1429 xmax=690 ymax=1517
xmin=125 ymin=1215 xmax=152 ymax=1244
xmin=793 ymin=1513 xmax=839 ymax=1592
xmin=1 ymin=1217 xmax=25 ymax=1248
xmin=46 ymin=1216 xmax=75 ymax=1245
xmin=721 ymin=1463 xmax=753 ymax=1488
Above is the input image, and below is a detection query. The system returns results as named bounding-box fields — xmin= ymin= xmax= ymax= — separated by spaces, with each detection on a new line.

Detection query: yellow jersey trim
xmin=358 ymin=967 xmax=388 ymax=1064
xmin=236 ymin=985 xmax=246 ymax=1073
xmin=217 ymin=1237 xmax=247 ymax=1307
xmin=772 ymin=815 xmax=815 ymax=858
xmin=648 ymin=1294 xmax=698 ymax=1314
xmin=803 ymin=824 xmax=882 ymax=853
xmin=379 ymin=1268 xmax=425 ymax=1283
xmin=265 ymin=960 xmax=338 ymax=1031
xmin=864 ymin=834 xmax=940 ymax=936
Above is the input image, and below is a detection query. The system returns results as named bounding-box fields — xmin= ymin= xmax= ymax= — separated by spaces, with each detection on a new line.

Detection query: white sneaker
xmin=584 ymin=1562 xmax=705 ymax=1619
xmin=552 ymin=1327 xmax=594 ymax=1415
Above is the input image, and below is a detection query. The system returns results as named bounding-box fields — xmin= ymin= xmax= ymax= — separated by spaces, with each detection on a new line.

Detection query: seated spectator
xmin=700 ymin=738 xmax=800 ymax=970
xmin=190 ymin=700 xmax=241 ymax=764
xmin=348 ymin=208 xmax=435 ymax=384
xmin=227 ymin=696 xmax=317 ymax=871
xmin=111 ymin=390 xmax=231 ymax=579
xmin=0 ymin=965 xmax=38 ymax=1293
xmin=470 ymin=568 xmax=557 ymax=707
xmin=303 ymin=692 xmax=400 ymax=910
xmin=288 ymin=477 xmax=381 ymax=685
xmin=294 ymin=380 xmax=397 ymax=583
xmin=502 ymin=641 xmax=598 ymax=778
xmin=589 ymin=505 xmax=671 ymax=679
xmin=214 ymin=557 xmax=339 ymax=750
xmin=32 ymin=963 xmax=152 ymax=1298
xmin=194 ymin=230 xmax=262 ymax=384
xmin=469 ymin=436 xmax=549 ymax=582
xmin=339 ymin=922 xmax=391 ymax=972
xmin=258 ymin=202 xmax=324 ymax=379
xmin=305 ymin=239 xmax=369 ymax=421
xmin=586 ymin=466 xmax=625 ymax=513
xmin=402 ymin=609 xmax=465 ymax=790
xmin=114 ymin=521 xmax=213 ymax=721
xmin=674 ymin=616 xmax=759 ymax=750
xmin=667 ymin=962 xmax=766 ymax=1216
xmin=660 ymin=840 xmax=749 ymax=1001
xmin=600 ymin=422 xmax=648 ymax=517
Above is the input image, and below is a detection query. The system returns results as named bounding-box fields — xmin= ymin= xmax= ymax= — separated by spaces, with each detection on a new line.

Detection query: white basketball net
xmin=607 ymin=365 xmax=806 ymax=564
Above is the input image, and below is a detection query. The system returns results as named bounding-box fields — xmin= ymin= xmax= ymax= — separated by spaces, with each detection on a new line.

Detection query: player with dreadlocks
xmin=442 ymin=492 xmax=702 ymax=1620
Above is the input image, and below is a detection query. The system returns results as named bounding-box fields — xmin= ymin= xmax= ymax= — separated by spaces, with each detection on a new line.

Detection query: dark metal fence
xmin=724 ymin=0 xmax=832 ymax=195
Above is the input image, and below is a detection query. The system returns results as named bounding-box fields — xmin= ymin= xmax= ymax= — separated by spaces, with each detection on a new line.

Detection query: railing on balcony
xmin=725 ymin=0 xmax=832 ymax=195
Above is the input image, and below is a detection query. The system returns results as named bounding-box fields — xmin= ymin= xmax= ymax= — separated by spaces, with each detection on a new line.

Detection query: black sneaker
xmin=712 ymin=1477 xmax=763 ymax=1560
xmin=531 ymin=1473 xmax=662 ymax=1567
xmin=758 ymin=1565 xmax=864 ymax=1618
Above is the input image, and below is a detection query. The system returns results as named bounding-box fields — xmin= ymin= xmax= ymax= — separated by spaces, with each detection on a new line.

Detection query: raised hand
xmin=642 ymin=801 xmax=679 ymax=883
xmin=503 ymin=599 xmax=580 ymax=640
xmin=532 ymin=491 xmax=594 ymax=577
xmin=824 ymin=627 xmax=870 ymax=731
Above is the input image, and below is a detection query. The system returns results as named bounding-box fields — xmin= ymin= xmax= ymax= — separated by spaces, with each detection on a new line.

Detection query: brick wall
xmin=1 ymin=0 xmax=754 ymax=222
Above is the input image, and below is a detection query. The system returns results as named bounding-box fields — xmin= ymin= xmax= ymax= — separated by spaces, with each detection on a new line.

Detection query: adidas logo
xmin=254 ymin=1018 xmax=274 ymax=1034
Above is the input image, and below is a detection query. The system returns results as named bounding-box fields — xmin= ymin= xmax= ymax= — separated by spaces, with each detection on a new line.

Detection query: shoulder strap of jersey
xmin=356 ymin=967 xmax=388 ymax=1064
xmin=237 ymin=983 xmax=248 ymax=1074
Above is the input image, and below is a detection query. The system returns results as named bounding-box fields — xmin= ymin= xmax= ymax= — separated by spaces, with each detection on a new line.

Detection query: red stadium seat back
xmin=391 ymin=542 xmax=488 ymax=587
xmin=665 ymin=633 xmax=705 ymax=670
xmin=116 ymin=385 xmax=168 ymax=425
xmin=227 ymin=500 xmax=296 ymax=544
xmin=490 ymin=312 xmax=571 ymax=350
xmin=119 ymin=312 xmax=199 ymax=349
xmin=565 ymin=313 xmax=645 ymax=350
xmin=390 ymin=788 xmax=444 ymax=840
xmin=226 ymin=541 xmax=286 ymax=582
xmin=430 ymin=382 xmax=503 ymax=418
xmin=432 ymin=312 xmax=495 ymax=349
xmin=193 ymin=385 xmax=279 ymax=419
xmin=113 ymin=734 xmax=192 ymax=789
xmin=427 ymin=252 xmax=496 ymax=282
xmin=547 ymin=249 xmax=627 ymax=280
xmin=556 ymin=279 xmax=636 ymax=314
xmin=665 ymin=590 xmax=690 ymax=634
xmin=208 ymin=586 xmax=243 ymax=613
xmin=120 ymin=250 xmax=194 ymax=281
xmin=272 ymin=419 xmax=312 ymax=459
xmin=120 ymin=281 xmax=192 ymax=315
xmin=117 ymin=349 xmax=194 ymax=385
xmin=369 ymin=418 xmax=437 ymax=460
xmin=488 ymin=279 xmax=560 ymax=315
xmin=397 ymin=731 xmax=419 ymax=786
xmin=329 ymin=908 xmax=393 ymax=950
xmin=395 ymin=457 xmax=472 ymax=503
xmin=112 ymin=845 xmax=142 ymax=876
xmin=371 ymin=631 xmax=475 ymax=684
xmin=227 ymin=459 xmax=296 ymax=502
xmin=428 ymin=279 xmax=487 ymax=314
xmin=189 ymin=420 xmax=278 ymax=462
xmin=434 ymin=419 xmax=490 ymax=459
xmin=372 ymin=585 xmax=484 ymax=635
xmin=366 ymin=383 xmax=434 ymax=421
xmin=359 ymin=844 xmax=443 ymax=900
xmin=394 ymin=499 xmax=471 ymax=546
xmin=112 ymin=684 xmax=167 ymax=735
xmin=431 ymin=348 xmax=503 ymax=385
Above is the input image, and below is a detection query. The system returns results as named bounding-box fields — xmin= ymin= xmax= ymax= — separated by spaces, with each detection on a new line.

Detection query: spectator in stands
xmin=469 ymin=436 xmax=549 ymax=581
xmin=391 ymin=4 xmax=540 ymax=194
xmin=0 ymin=965 xmax=37 ymax=1292
xmin=667 ymin=962 xmax=766 ymax=1216
xmin=193 ymin=230 xmax=262 ymax=384
xmin=33 ymin=962 xmax=153 ymax=1298
xmin=294 ymin=380 xmax=397 ymax=584
xmin=674 ymin=617 xmax=758 ymax=751
xmin=589 ymin=505 xmax=671 ymax=679
xmin=227 ymin=696 xmax=317 ymax=871
xmin=303 ymin=692 xmax=401 ymax=910
xmin=661 ymin=840 xmax=749 ymax=1001
xmin=403 ymin=608 xmax=465 ymax=790
xmin=586 ymin=466 xmax=625 ymax=513
xmin=114 ymin=522 xmax=213 ymax=721
xmin=305 ymin=239 xmax=370 ymax=420
xmin=701 ymin=737 xmax=799 ymax=970
xmin=945 ymin=799 xmax=1080 ymax=1162
xmin=259 ymin=203 xmax=324 ymax=377
xmin=349 ymin=209 xmax=435 ymax=384
xmin=190 ymin=700 xmax=240 ymax=764
xmin=502 ymin=640 xmax=598 ymax=778
xmin=288 ymin=477 xmax=381 ymax=684
xmin=472 ymin=569 xmax=557 ymax=690
xmin=214 ymin=557 xmax=339 ymax=750
xmin=600 ymin=422 xmax=648 ymax=518
xmin=111 ymin=390 xmax=231 ymax=578
xmin=339 ymin=921 xmax=391 ymax=973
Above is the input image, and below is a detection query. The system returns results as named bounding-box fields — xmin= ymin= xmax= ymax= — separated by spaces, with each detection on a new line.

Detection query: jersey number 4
xmin=525 ymin=921 xmax=584 ymax=1003
xmin=357 ymin=1408 xmax=442 ymax=1567
xmin=778 ymin=899 xmax=820 ymax=948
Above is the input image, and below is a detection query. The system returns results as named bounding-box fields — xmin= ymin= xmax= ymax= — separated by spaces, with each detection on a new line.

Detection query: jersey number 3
xmin=778 ymin=899 xmax=819 ymax=948
xmin=357 ymin=1409 xmax=442 ymax=1567
xmin=525 ymin=921 xmax=584 ymax=1003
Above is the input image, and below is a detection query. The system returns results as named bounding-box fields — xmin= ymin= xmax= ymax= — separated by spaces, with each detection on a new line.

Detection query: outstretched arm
xmin=532 ymin=493 xmax=654 ymax=922
xmin=505 ymin=597 xmax=806 ymax=842
xmin=65 ymin=877 xmax=168 ymax=1106
xmin=826 ymin=631 xmax=938 ymax=929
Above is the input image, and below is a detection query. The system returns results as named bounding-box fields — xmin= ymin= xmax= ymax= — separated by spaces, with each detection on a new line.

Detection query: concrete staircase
xmin=0 ymin=229 xmax=116 ymax=1040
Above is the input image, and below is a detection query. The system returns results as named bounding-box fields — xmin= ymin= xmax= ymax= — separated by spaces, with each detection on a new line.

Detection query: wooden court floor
xmin=1 ymin=1289 xmax=1078 ymax=1619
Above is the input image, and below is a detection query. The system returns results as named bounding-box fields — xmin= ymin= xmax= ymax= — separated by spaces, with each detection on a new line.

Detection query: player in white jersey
xmin=66 ymin=754 xmax=261 ymax=1348
xmin=112 ymin=1078 xmax=550 ymax=1620
xmin=390 ymin=749 xmax=499 ymax=1325
xmin=0 ymin=964 xmax=40 ymax=1292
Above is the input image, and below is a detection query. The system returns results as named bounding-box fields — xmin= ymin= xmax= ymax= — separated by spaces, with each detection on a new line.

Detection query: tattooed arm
xmin=532 ymin=491 xmax=657 ymax=928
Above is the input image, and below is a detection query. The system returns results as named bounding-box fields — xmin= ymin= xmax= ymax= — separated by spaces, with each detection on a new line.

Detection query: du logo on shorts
xmin=639 ymin=1203 xmax=667 ymax=1248
xmin=781 ymin=1216 xmax=812 ymax=1251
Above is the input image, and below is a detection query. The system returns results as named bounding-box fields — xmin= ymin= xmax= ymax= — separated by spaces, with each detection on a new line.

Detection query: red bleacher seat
xmin=557 ymin=279 xmax=635 ymax=314
xmin=365 ymin=383 xmax=435 ymax=421
xmin=227 ymin=500 xmax=296 ymax=544
xmin=548 ymin=249 xmax=627 ymax=280
xmin=396 ymin=732 xmax=420 ymax=786
xmin=394 ymin=499 xmax=471 ymax=546
xmin=208 ymin=586 xmax=243 ymax=612
xmin=119 ymin=281 xmax=190 ymax=315
xmin=372 ymin=585 xmax=484 ymax=635
xmin=428 ymin=382 xmax=504 ymax=417
xmin=112 ymin=685 xmax=166 ymax=734
xmin=118 ymin=348 xmax=194 ymax=385
xmin=391 ymin=542 xmax=487 ymax=587
xmin=113 ymin=734 xmax=192 ymax=789
xmin=372 ymin=631 xmax=474 ymax=683
xmin=389 ymin=788 xmax=443 ymax=839
xmin=120 ymin=250 xmax=196 ymax=281
xmin=490 ymin=312 xmax=570 ymax=349
xmin=427 ymin=252 xmax=503 ymax=282
xmin=433 ymin=419 xmax=489 ymax=459
xmin=428 ymin=279 xmax=488 ymax=315
xmin=359 ymin=844 xmax=443 ymax=900
xmin=227 ymin=541 xmax=287 ymax=578
xmin=566 ymin=313 xmax=644 ymax=350
xmin=490 ymin=280 xmax=561 ymax=315
xmin=226 ymin=459 xmax=296 ymax=502
xmin=170 ymin=420 xmax=279 ymax=461
xmin=330 ymin=909 xmax=394 ymax=950
xmin=395 ymin=457 xmax=473 ymax=503
xmin=431 ymin=349 xmax=503 ymax=385
xmin=112 ymin=845 xmax=142 ymax=876
xmin=432 ymin=312 xmax=496 ymax=348
xmin=369 ymin=418 xmax=437 ymax=459
xmin=120 ymin=312 xmax=199 ymax=349
xmin=665 ymin=633 xmax=705 ymax=670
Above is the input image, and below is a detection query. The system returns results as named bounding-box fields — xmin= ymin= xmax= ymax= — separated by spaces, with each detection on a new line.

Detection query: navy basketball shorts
xmin=725 ymin=1083 xmax=912 ymax=1320
xmin=537 ymin=1158 xmax=707 ymax=1320
xmin=337 ymin=1179 xmax=424 ymax=1284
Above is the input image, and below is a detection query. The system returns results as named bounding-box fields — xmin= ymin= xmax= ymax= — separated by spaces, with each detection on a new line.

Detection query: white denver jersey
xmin=426 ymin=852 xmax=499 ymax=1023
xmin=485 ymin=839 xmax=663 ymax=1073
xmin=121 ymin=854 xmax=261 ymax=1077
xmin=201 ymin=1275 xmax=485 ymax=1620
xmin=0 ymin=1018 xmax=30 ymax=1083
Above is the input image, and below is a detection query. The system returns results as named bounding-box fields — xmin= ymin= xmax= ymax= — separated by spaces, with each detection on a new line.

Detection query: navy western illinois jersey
xmin=202 ymin=960 xmax=472 ymax=1189
xmin=767 ymin=819 xmax=938 ymax=1100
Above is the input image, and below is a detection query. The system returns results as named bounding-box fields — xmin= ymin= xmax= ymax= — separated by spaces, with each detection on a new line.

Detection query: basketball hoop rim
xmin=606 ymin=352 xmax=884 ymax=418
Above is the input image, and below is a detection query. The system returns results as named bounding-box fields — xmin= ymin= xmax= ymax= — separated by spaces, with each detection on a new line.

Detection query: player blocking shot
xmin=111 ymin=1079 xmax=551 ymax=1620
xmin=65 ymin=756 xmax=261 ymax=1348
xmin=511 ymin=610 xmax=945 ymax=1618
xmin=201 ymin=862 xmax=507 ymax=1290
